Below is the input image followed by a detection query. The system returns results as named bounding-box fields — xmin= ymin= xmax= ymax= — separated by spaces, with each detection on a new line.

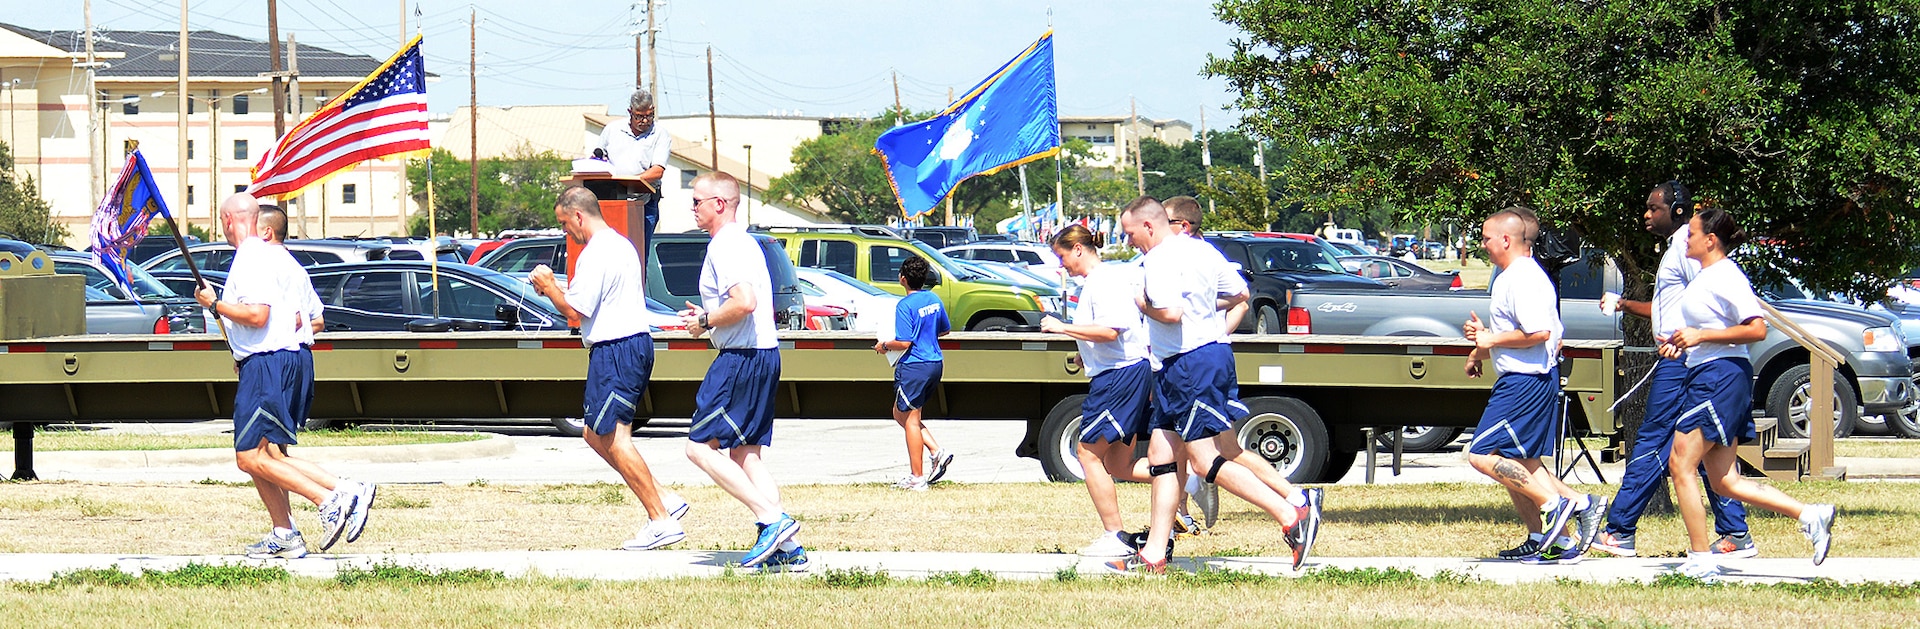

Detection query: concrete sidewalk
xmin=2 ymin=550 xmax=1911 ymax=586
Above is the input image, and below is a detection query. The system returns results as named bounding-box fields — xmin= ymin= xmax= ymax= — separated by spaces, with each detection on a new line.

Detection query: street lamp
xmin=742 ymin=143 xmax=753 ymax=226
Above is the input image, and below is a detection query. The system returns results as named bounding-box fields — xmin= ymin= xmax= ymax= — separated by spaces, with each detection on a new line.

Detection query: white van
xmin=1327 ymin=228 xmax=1366 ymax=247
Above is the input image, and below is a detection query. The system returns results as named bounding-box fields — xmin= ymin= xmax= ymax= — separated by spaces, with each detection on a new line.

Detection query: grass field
xmin=1 ymin=480 xmax=1910 ymax=559
xmin=0 ymin=428 xmax=486 ymax=452
xmin=1416 ymin=258 xmax=1494 ymax=290
xmin=3 ymin=563 xmax=1916 ymax=627
xmin=1835 ymin=438 xmax=1920 ymax=459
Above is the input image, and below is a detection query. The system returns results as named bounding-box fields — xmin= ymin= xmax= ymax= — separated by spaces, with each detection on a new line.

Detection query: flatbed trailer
xmin=0 ymin=331 xmax=1623 ymax=483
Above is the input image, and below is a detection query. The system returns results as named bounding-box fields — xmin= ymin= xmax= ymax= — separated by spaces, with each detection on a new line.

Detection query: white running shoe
xmin=893 ymin=474 xmax=929 ymax=492
xmin=1674 ymin=556 xmax=1723 ymax=582
xmin=1078 ymin=532 xmax=1135 ymax=558
xmin=623 ymin=518 xmax=687 ymax=550
xmin=663 ymin=492 xmax=691 ymax=520
xmin=245 ymin=531 xmax=308 ymax=559
xmin=927 ymin=450 xmax=956 ymax=484
xmin=315 ymin=490 xmax=356 ymax=552
xmin=343 ymin=481 xmax=376 ymax=544
xmin=1801 ymin=504 xmax=1836 ymax=565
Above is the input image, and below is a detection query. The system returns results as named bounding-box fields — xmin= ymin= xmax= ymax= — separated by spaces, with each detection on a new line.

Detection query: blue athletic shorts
xmin=690 ymin=348 xmax=781 ymax=448
xmin=584 ymin=332 xmax=654 ymax=436
xmin=1675 ymin=358 xmax=1756 ymax=446
xmin=1081 ymin=360 xmax=1153 ymax=444
xmin=894 ymin=360 xmax=943 ymax=412
xmin=290 ymin=346 xmax=315 ymax=432
xmin=1151 ymin=343 xmax=1248 ymax=442
xmin=1467 ymin=368 xmax=1561 ymax=459
xmin=233 ymin=349 xmax=306 ymax=451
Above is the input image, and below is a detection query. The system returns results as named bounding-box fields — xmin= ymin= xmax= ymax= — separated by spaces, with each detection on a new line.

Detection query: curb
xmin=28 ymin=433 xmax=516 ymax=468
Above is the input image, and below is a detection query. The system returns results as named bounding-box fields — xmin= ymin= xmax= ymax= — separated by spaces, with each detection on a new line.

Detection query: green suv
xmin=762 ymin=226 xmax=1061 ymax=331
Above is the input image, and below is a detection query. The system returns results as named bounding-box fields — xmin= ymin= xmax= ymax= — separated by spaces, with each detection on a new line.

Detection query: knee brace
xmin=1205 ymin=456 xmax=1230 ymax=484
xmin=1149 ymin=462 xmax=1178 ymax=477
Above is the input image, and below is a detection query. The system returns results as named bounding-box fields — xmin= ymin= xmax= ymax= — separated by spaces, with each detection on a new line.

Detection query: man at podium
xmin=588 ymin=90 xmax=670 ymax=243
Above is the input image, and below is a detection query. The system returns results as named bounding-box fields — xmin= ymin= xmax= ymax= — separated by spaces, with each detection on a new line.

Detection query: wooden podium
xmin=560 ymin=173 xmax=657 ymax=328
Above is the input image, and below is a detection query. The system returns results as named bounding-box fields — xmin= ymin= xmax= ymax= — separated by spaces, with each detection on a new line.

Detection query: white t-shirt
xmin=590 ymin=124 xmax=672 ymax=178
xmin=1680 ymin=258 xmax=1767 ymax=368
xmin=699 ymin=222 xmax=778 ymax=350
xmin=1068 ymin=262 xmax=1151 ymax=376
xmin=263 ymin=244 xmax=324 ymax=347
xmin=1487 ymin=256 xmax=1563 ymax=375
xmin=1142 ymin=235 xmax=1232 ymax=361
xmin=220 ymin=238 xmax=306 ymax=360
xmin=566 ymin=228 xmax=651 ymax=345
xmin=1651 ymin=224 xmax=1700 ymax=341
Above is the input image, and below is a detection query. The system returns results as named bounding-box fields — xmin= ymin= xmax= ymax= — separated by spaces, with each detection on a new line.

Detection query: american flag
xmin=250 ymin=36 xmax=429 ymax=199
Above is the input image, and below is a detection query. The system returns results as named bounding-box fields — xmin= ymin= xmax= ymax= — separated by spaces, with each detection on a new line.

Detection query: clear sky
xmin=19 ymin=0 xmax=1246 ymax=127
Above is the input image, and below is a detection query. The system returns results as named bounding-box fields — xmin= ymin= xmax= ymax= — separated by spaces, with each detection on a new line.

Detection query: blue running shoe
xmin=760 ymin=545 xmax=810 ymax=573
xmin=741 ymin=515 xmax=800 ymax=567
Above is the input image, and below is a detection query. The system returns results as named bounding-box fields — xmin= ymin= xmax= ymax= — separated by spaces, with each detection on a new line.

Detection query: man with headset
xmin=1591 ymin=181 xmax=1756 ymax=558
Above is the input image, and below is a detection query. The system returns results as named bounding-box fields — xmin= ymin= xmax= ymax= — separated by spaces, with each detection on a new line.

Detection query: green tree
xmin=1207 ymin=0 xmax=1920 ymax=299
xmin=404 ymin=145 xmax=568 ymax=237
xmin=0 ymin=141 xmax=67 ymax=244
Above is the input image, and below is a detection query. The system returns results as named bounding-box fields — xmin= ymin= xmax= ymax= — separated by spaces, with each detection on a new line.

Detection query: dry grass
xmin=3 ymin=572 xmax=1917 ymax=628
xmin=0 ymin=429 xmax=485 ymax=452
xmin=1 ymin=480 xmax=1912 ymax=559
xmin=1417 ymin=258 xmax=1494 ymax=290
xmin=1836 ymin=438 xmax=1920 ymax=459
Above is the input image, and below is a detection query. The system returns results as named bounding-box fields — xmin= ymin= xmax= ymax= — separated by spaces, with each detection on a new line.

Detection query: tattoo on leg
xmin=1493 ymin=460 xmax=1534 ymax=486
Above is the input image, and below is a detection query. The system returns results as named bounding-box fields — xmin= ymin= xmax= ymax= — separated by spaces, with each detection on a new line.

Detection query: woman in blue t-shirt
xmin=1662 ymin=207 xmax=1837 ymax=580
xmin=873 ymin=255 xmax=953 ymax=491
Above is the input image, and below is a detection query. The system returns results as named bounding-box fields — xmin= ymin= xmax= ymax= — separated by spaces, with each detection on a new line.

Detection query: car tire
xmin=1231 ymin=396 xmax=1330 ymax=485
xmin=1254 ymin=305 xmax=1282 ymax=335
xmin=970 ymin=316 xmax=1019 ymax=332
xmin=550 ymin=416 xmax=586 ymax=438
xmin=1767 ymin=364 xmax=1858 ymax=439
xmin=1389 ymin=426 xmax=1464 ymax=453
xmin=1888 ymin=373 xmax=1920 ymax=439
xmin=1039 ymin=394 xmax=1090 ymax=482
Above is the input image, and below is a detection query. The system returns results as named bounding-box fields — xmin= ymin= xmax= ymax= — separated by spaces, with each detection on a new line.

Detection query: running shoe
xmin=759 ymin=545 xmax=810 ymax=573
xmin=1173 ymin=512 xmax=1205 ymax=538
xmin=1102 ymin=552 xmax=1167 ymax=575
xmin=1591 ymin=531 xmax=1636 ymax=557
xmin=1284 ymin=522 xmax=1311 ymax=570
xmin=927 ymin=450 xmax=955 ymax=484
xmin=1495 ymin=538 xmax=1545 ymax=561
xmin=1801 ymin=504 xmax=1836 ymax=565
xmin=1123 ymin=529 xmax=1175 ymax=558
xmin=741 ymin=515 xmax=801 ymax=567
xmin=1303 ymin=488 xmax=1325 ymax=556
xmin=622 ymin=518 xmax=687 ymax=551
xmin=1709 ymin=532 xmax=1759 ymax=559
xmin=315 ymin=490 xmax=357 ymax=552
xmin=1195 ymin=480 xmax=1220 ymax=528
xmin=1538 ymin=497 xmax=1578 ymax=546
xmin=1522 ymin=543 xmax=1585 ymax=565
xmin=1674 ymin=556 xmax=1723 ymax=582
xmin=343 ymin=481 xmax=377 ymax=544
xmin=664 ymin=493 xmax=691 ymax=520
xmin=245 ymin=531 xmax=308 ymax=559
xmin=893 ymin=474 xmax=929 ymax=492
xmin=1573 ymin=494 xmax=1608 ymax=553
xmin=1079 ymin=532 xmax=1135 ymax=558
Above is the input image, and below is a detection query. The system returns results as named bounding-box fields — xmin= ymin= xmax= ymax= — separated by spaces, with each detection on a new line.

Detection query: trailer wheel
xmin=1391 ymin=426 xmax=1464 ymax=453
xmin=550 ymin=417 xmax=586 ymax=438
xmin=1039 ymin=394 xmax=1090 ymax=482
xmin=1231 ymin=396 xmax=1329 ymax=484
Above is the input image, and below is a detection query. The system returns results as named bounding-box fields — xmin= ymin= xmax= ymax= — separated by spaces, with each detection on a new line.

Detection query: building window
xmin=234 ymin=140 xmax=248 ymax=161
xmin=233 ymin=94 xmax=249 ymax=115
xmin=342 ymin=184 xmax=357 ymax=204
xmin=234 ymin=184 xmax=247 ymax=194
xmin=187 ymin=185 xmax=195 ymax=205
xmin=122 ymin=95 xmax=138 ymax=115
xmin=187 ymin=96 xmax=195 ymax=115
xmin=187 ymin=140 xmax=194 ymax=160
xmin=681 ymin=170 xmax=698 ymax=189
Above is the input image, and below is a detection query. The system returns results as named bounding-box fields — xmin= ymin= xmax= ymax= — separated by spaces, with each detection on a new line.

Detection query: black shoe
xmin=1495 ymin=538 xmax=1545 ymax=561
xmin=1124 ymin=529 xmax=1175 ymax=558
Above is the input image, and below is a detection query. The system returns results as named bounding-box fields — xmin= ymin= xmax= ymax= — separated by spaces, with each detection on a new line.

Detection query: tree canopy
xmin=1207 ymin=0 xmax=1920 ymax=298
xmin=0 ymin=141 xmax=66 ymax=245
xmin=404 ymin=145 xmax=569 ymax=237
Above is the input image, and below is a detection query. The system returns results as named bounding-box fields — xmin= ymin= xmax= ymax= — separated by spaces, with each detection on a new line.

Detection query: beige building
xmin=1059 ymin=115 xmax=1193 ymax=168
xmin=438 ymin=106 xmax=834 ymax=233
xmin=0 ymin=24 xmax=423 ymax=246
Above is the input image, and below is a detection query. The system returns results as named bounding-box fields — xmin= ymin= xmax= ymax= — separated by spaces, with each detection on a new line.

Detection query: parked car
xmin=148 ymin=268 xmax=230 ymax=297
xmin=142 ymin=239 xmax=394 ymax=273
xmin=1338 ymin=255 xmax=1463 ymax=291
xmin=48 ymin=251 xmax=203 ymax=334
xmin=940 ymin=243 xmax=1061 ymax=272
xmin=956 ymin=259 xmax=1058 ymax=292
xmin=127 ymin=234 xmax=200 ymax=264
xmin=1328 ymin=241 xmax=1370 ymax=257
xmin=902 ymin=226 xmax=978 ymax=249
xmin=476 ymin=234 xmax=810 ymax=330
xmin=1389 ymin=234 xmax=1420 ymax=258
xmin=304 ymin=261 xmax=566 ymax=332
xmin=473 ymin=236 xmax=566 ymax=276
xmin=794 ymin=267 xmax=901 ymax=332
xmin=1425 ymin=241 xmax=1448 ymax=260
xmin=974 ymin=233 xmax=1019 ymax=244
xmin=763 ymin=225 xmax=1060 ymax=331
xmin=1203 ymin=234 xmax=1387 ymax=334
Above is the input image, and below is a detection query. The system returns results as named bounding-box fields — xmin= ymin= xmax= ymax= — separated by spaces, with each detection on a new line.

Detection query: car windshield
xmin=811 ymin=268 xmax=890 ymax=296
xmin=1245 ymin=242 xmax=1348 ymax=274
xmin=908 ymin=240 xmax=983 ymax=280
xmin=59 ymin=257 xmax=178 ymax=300
xmin=461 ymin=265 xmax=558 ymax=314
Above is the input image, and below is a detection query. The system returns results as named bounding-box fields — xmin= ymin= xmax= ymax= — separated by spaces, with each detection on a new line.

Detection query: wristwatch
xmin=697 ymin=313 xmax=710 ymax=329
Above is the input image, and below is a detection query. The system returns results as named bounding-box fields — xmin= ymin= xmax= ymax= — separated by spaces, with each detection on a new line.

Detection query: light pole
xmin=155 ymin=87 xmax=265 ymax=236
xmin=741 ymin=143 xmax=753 ymax=226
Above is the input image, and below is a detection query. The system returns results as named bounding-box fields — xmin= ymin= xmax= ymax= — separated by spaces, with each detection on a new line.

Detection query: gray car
xmin=141 ymin=239 xmax=394 ymax=273
xmin=49 ymin=251 xmax=203 ymax=334
xmin=1338 ymin=255 xmax=1463 ymax=291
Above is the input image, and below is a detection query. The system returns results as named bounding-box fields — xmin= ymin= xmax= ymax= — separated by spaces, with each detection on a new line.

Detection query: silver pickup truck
xmin=1285 ymin=253 xmax=1918 ymax=445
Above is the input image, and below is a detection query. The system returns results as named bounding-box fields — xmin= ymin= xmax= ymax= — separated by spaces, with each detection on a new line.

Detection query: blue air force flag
xmin=89 ymin=150 xmax=172 ymax=301
xmin=874 ymin=32 xmax=1059 ymax=218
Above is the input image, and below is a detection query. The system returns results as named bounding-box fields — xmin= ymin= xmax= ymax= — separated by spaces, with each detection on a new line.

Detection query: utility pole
xmin=891 ymin=71 xmax=902 ymax=122
xmin=268 ymin=0 xmax=284 ymax=140
xmin=177 ymin=0 xmax=189 ymax=232
xmin=1200 ymin=106 xmax=1213 ymax=215
xmin=469 ymin=6 xmax=480 ymax=238
xmin=633 ymin=2 xmax=643 ymax=90
xmin=1130 ymin=97 xmax=1143 ymax=197
xmin=1254 ymin=138 xmax=1268 ymax=222
xmin=210 ymin=90 xmax=219 ymax=225
xmin=646 ymin=0 xmax=659 ymax=105
xmin=289 ymin=34 xmax=305 ymax=237
xmin=706 ymin=46 xmax=717 ymax=171
xmin=945 ymin=86 xmax=954 ymax=227
xmin=85 ymin=0 xmax=99 ymax=202
xmin=399 ymin=0 xmax=406 ymax=46
xmin=742 ymin=143 xmax=752 ymax=225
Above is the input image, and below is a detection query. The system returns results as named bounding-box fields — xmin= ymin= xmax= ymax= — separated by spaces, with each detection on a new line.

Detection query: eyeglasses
xmin=692 ymin=196 xmax=720 ymax=209
xmin=628 ymin=110 xmax=656 ymax=121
